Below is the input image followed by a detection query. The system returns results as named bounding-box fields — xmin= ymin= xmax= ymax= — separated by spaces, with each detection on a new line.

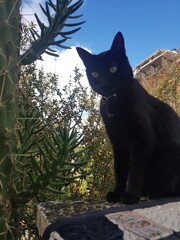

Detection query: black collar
xmin=103 ymin=93 xmax=117 ymax=100
xmin=102 ymin=94 xmax=118 ymax=118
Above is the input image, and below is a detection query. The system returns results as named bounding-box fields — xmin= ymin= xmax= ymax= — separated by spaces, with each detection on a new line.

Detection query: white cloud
xmin=36 ymin=46 xmax=90 ymax=89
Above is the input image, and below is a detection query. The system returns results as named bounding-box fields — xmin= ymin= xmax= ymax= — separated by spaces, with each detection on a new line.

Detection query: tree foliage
xmin=20 ymin=64 xmax=114 ymax=201
xmin=0 ymin=0 xmax=85 ymax=239
xmin=12 ymin=60 xmax=89 ymax=240
xmin=142 ymin=59 xmax=180 ymax=114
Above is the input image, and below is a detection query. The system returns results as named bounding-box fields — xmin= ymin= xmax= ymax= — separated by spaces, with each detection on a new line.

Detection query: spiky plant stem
xmin=0 ymin=0 xmax=84 ymax=238
xmin=0 ymin=0 xmax=21 ymax=238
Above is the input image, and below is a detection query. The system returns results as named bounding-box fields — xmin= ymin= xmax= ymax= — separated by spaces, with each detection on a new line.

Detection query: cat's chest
xmin=100 ymin=96 xmax=135 ymax=141
xmin=100 ymin=94 xmax=134 ymax=121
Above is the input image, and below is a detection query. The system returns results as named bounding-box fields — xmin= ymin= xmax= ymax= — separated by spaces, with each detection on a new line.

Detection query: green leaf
xmin=67 ymin=0 xmax=83 ymax=16
xmin=65 ymin=157 xmax=87 ymax=167
xmin=31 ymin=156 xmax=42 ymax=175
xmin=45 ymin=1 xmax=52 ymax=25
xmin=30 ymin=29 xmax=37 ymax=41
xmin=47 ymin=187 xmax=65 ymax=194
xmin=59 ymin=165 xmax=74 ymax=171
xmin=68 ymin=14 xmax=83 ymax=19
xmin=34 ymin=13 xmax=44 ymax=30
xmin=47 ymin=47 xmax=58 ymax=52
xmin=55 ymin=174 xmax=85 ymax=181
xmin=50 ymin=38 xmax=67 ymax=45
xmin=37 ymin=142 xmax=53 ymax=169
xmin=45 ymin=137 xmax=56 ymax=153
xmin=39 ymin=4 xmax=48 ymax=17
xmin=60 ymin=27 xmax=81 ymax=36
xmin=44 ymin=51 xmax=59 ymax=57
xmin=64 ymin=21 xmax=85 ymax=27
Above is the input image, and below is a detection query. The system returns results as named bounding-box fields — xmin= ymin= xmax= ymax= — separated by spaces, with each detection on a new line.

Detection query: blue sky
xmin=71 ymin=0 xmax=180 ymax=67
xmin=22 ymin=0 xmax=180 ymax=75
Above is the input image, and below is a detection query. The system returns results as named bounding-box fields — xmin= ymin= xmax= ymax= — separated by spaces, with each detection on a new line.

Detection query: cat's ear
xmin=76 ymin=47 xmax=93 ymax=66
xmin=110 ymin=32 xmax=126 ymax=55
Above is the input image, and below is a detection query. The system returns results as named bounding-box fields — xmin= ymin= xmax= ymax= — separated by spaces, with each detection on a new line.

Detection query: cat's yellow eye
xmin=92 ymin=72 xmax=99 ymax=78
xmin=110 ymin=66 xmax=117 ymax=73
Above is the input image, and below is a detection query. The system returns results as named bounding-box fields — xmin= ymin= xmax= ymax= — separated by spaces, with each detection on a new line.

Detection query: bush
xmin=142 ymin=60 xmax=180 ymax=114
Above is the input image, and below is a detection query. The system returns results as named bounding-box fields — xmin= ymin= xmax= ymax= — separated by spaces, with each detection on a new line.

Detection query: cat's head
xmin=76 ymin=32 xmax=133 ymax=97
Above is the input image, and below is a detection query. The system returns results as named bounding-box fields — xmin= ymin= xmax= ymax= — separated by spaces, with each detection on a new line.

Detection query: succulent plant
xmin=0 ymin=0 xmax=21 ymax=237
xmin=0 ymin=0 xmax=85 ymax=238
xmin=20 ymin=0 xmax=85 ymax=65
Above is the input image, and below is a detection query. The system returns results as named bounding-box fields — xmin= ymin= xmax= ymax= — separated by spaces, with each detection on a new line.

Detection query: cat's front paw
xmin=122 ymin=193 xmax=139 ymax=205
xmin=106 ymin=191 xmax=121 ymax=203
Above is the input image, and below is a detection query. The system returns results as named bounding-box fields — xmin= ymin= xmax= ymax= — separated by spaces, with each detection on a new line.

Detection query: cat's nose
xmin=101 ymin=78 xmax=109 ymax=87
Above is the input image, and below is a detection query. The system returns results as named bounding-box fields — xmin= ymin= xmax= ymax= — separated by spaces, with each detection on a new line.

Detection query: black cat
xmin=76 ymin=32 xmax=180 ymax=204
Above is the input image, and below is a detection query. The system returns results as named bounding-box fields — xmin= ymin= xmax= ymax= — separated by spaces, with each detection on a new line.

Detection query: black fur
xmin=76 ymin=32 xmax=180 ymax=204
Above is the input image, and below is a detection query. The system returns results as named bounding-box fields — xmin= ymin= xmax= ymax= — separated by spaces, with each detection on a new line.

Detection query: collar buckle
xmin=103 ymin=93 xmax=117 ymax=100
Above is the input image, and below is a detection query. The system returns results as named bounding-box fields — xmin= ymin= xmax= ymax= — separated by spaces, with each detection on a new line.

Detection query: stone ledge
xmin=37 ymin=199 xmax=121 ymax=236
xmin=37 ymin=197 xmax=180 ymax=239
